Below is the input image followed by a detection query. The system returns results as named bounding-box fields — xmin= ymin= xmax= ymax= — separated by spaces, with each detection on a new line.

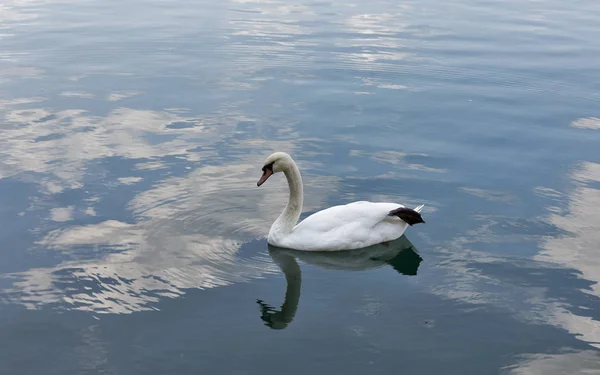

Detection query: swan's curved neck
xmin=272 ymin=161 xmax=303 ymax=234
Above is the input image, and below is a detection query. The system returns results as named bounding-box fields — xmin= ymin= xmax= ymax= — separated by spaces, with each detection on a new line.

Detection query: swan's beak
xmin=257 ymin=169 xmax=273 ymax=186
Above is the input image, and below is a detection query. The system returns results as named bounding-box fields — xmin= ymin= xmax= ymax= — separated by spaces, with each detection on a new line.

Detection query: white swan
xmin=257 ymin=152 xmax=425 ymax=251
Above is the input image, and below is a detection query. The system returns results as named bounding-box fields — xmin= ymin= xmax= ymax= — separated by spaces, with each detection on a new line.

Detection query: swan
xmin=256 ymin=152 xmax=425 ymax=251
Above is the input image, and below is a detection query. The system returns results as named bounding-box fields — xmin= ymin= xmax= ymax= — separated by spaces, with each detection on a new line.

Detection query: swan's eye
xmin=262 ymin=162 xmax=275 ymax=172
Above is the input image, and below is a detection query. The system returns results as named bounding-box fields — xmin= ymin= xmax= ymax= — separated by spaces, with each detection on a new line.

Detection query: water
xmin=1 ymin=0 xmax=600 ymax=373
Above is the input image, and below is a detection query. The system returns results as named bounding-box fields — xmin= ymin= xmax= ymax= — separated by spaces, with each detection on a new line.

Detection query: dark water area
xmin=1 ymin=0 xmax=600 ymax=373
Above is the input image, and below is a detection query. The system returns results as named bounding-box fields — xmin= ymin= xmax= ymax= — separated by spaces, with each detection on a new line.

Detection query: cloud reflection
xmin=107 ymin=91 xmax=142 ymax=102
xmin=0 ymin=97 xmax=339 ymax=313
xmin=535 ymin=161 xmax=600 ymax=348
xmin=4 ymin=164 xmax=336 ymax=314
xmin=0 ymin=104 xmax=231 ymax=191
xmin=571 ymin=117 xmax=600 ymax=130
xmin=505 ymin=350 xmax=600 ymax=375
xmin=425 ymin=159 xmax=600 ymax=363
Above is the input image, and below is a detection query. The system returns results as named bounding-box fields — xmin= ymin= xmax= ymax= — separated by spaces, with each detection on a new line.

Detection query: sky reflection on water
xmin=1 ymin=0 xmax=600 ymax=373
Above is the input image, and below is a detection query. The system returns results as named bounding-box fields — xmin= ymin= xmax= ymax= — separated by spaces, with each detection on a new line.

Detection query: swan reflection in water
xmin=257 ymin=235 xmax=423 ymax=329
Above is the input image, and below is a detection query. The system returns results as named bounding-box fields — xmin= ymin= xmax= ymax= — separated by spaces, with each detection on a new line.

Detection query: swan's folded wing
xmin=293 ymin=201 xmax=396 ymax=231
xmin=284 ymin=201 xmax=405 ymax=249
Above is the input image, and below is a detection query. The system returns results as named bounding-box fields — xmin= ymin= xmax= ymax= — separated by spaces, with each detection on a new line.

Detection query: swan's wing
xmin=293 ymin=201 xmax=399 ymax=232
xmin=284 ymin=201 xmax=407 ymax=250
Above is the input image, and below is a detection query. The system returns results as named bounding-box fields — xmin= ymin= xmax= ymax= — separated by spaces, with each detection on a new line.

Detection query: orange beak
xmin=257 ymin=169 xmax=273 ymax=186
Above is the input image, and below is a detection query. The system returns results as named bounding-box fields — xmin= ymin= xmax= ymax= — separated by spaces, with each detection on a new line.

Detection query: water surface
xmin=1 ymin=0 xmax=600 ymax=373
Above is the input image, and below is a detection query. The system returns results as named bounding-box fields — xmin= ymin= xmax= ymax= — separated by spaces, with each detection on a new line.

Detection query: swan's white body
xmin=270 ymin=201 xmax=423 ymax=251
xmin=258 ymin=152 xmax=424 ymax=251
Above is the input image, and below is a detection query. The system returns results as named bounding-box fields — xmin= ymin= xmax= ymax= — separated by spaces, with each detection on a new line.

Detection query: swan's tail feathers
xmin=389 ymin=206 xmax=425 ymax=226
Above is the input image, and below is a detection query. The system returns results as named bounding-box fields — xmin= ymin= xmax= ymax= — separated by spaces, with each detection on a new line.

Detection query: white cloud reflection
xmin=50 ymin=206 xmax=74 ymax=222
xmin=0 ymin=104 xmax=225 ymax=191
xmin=534 ymin=161 xmax=600 ymax=348
xmin=423 ymin=138 xmax=600 ymax=354
xmin=107 ymin=90 xmax=142 ymax=102
xmin=350 ymin=149 xmax=446 ymax=174
xmin=571 ymin=117 xmax=600 ymax=130
xmin=117 ymin=177 xmax=143 ymax=185
xmin=505 ymin=350 xmax=600 ymax=375
xmin=537 ymin=162 xmax=600 ymax=294
xmin=0 ymin=97 xmax=338 ymax=313
xmin=3 ymin=159 xmax=337 ymax=314
xmin=60 ymin=91 xmax=95 ymax=99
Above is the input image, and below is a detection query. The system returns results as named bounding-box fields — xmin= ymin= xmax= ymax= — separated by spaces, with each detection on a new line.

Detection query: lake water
xmin=1 ymin=0 xmax=600 ymax=373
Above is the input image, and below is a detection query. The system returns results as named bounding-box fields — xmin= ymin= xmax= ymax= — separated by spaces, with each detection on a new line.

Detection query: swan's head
xmin=257 ymin=152 xmax=294 ymax=187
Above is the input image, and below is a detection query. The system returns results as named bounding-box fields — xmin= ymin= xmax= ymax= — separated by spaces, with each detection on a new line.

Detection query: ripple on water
xmin=1 ymin=136 xmax=341 ymax=313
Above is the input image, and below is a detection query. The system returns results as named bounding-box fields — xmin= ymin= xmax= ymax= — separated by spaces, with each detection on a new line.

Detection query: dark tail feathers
xmin=389 ymin=207 xmax=425 ymax=226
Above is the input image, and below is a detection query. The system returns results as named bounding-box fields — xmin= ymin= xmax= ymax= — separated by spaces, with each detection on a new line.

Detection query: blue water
xmin=1 ymin=0 xmax=600 ymax=373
